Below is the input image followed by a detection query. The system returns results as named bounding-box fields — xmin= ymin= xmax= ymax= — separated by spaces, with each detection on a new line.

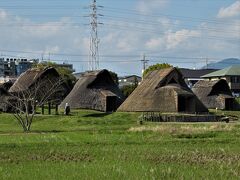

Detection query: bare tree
xmin=5 ymin=77 xmax=64 ymax=132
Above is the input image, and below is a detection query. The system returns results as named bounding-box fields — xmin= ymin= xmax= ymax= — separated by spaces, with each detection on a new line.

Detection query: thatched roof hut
xmin=0 ymin=81 xmax=13 ymax=91
xmin=0 ymin=82 xmax=13 ymax=112
xmin=59 ymin=69 xmax=124 ymax=112
xmin=192 ymin=79 xmax=235 ymax=110
xmin=118 ymin=67 xmax=208 ymax=113
xmin=9 ymin=67 xmax=66 ymax=105
xmin=10 ymin=67 xmax=58 ymax=92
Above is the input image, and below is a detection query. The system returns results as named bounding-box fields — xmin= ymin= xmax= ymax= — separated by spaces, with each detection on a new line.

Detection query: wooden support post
xmin=55 ymin=104 xmax=59 ymax=115
xmin=48 ymin=102 xmax=51 ymax=115
xmin=42 ymin=104 xmax=44 ymax=115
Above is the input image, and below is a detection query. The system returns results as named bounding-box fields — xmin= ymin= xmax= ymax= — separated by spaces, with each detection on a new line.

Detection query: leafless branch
xmin=5 ymin=76 xmax=65 ymax=132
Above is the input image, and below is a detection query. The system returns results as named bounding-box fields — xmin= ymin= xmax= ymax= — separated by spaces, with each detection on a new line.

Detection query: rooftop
xmin=202 ymin=66 xmax=240 ymax=78
xmin=180 ymin=68 xmax=218 ymax=79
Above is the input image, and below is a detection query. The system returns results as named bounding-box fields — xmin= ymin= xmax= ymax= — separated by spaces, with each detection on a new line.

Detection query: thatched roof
xmin=192 ymin=79 xmax=234 ymax=109
xmin=0 ymin=81 xmax=13 ymax=91
xmin=9 ymin=67 xmax=59 ymax=93
xmin=0 ymin=82 xmax=13 ymax=112
xmin=118 ymin=67 xmax=207 ymax=113
xmin=8 ymin=67 xmax=67 ymax=105
xmin=60 ymin=69 xmax=125 ymax=112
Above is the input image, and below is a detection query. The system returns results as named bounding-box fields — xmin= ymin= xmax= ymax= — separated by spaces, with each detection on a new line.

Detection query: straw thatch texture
xmin=118 ymin=67 xmax=207 ymax=113
xmin=0 ymin=82 xmax=13 ymax=112
xmin=192 ymin=79 xmax=235 ymax=110
xmin=59 ymin=69 xmax=125 ymax=112
xmin=9 ymin=67 xmax=66 ymax=104
xmin=9 ymin=67 xmax=58 ymax=92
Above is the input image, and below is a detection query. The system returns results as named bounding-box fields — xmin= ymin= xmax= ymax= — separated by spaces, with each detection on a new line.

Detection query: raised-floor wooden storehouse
xmin=8 ymin=67 xmax=66 ymax=113
xmin=192 ymin=79 xmax=235 ymax=110
xmin=60 ymin=69 xmax=125 ymax=112
xmin=118 ymin=67 xmax=208 ymax=113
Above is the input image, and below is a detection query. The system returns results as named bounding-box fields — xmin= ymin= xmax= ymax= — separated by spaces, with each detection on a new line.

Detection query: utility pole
xmin=87 ymin=0 xmax=103 ymax=71
xmin=141 ymin=54 xmax=149 ymax=76
xmin=41 ymin=53 xmax=44 ymax=62
xmin=206 ymin=57 xmax=209 ymax=69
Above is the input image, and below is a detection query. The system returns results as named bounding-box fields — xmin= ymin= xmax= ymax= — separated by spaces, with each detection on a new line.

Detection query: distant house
xmin=180 ymin=68 xmax=218 ymax=88
xmin=202 ymin=66 xmax=240 ymax=95
xmin=0 ymin=57 xmax=39 ymax=77
xmin=60 ymin=69 xmax=125 ymax=112
xmin=192 ymin=79 xmax=236 ymax=110
xmin=118 ymin=67 xmax=208 ymax=113
xmin=118 ymin=75 xmax=142 ymax=88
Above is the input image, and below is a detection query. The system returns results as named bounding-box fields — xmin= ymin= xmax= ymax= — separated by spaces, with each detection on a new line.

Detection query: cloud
xmin=0 ymin=9 xmax=7 ymax=20
xmin=136 ymin=0 xmax=168 ymax=14
xmin=0 ymin=6 xmax=239 ymax=74
xmin=0 ymin=9 xmax=86 ymax=53
xmin=146 ymin=29 xmax=201 ymax=50
xmin=217 ymin=1 xmax=240 ymax=18
xmin=166 ymin=30 xmax=201 ymax=49
xmin=146 ymin=38 xmax=164 ymax=49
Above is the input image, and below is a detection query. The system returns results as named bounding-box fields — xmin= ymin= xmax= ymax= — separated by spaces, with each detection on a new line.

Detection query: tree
xmin=109 ymin=71 xmax=119 ymax=85
xmin=6 ymin=74 xmax=64 ymax=132
xmin=121 ymin=76 xmax=139 ymax=97
xmin=143 ymin=63 xmax=173 ymax=77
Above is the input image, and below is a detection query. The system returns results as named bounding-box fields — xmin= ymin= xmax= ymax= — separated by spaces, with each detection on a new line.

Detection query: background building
xmin=0 ymin=57 xmax=39 ymax=78
xmin=118 ymin=75 xmax=142 ymax=88
xmin=180 ymin=68 xmax=218 ymax=88
xmin=202 ymin=66 xmax=240 ymax=95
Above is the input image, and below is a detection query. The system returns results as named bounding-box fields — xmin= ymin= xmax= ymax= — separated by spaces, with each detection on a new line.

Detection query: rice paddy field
xmin=0 ymin=110 xmax=240 ymax=179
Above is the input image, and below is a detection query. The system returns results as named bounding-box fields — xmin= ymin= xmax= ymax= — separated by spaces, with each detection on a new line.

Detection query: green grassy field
xmin=0 ymin=110 xmax=240 ymax=179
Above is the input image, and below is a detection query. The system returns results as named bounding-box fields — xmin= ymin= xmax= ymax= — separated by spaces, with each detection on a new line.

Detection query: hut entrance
xmin=225 ymin=98 xmax=234 ymax=110
xmin=178 ymin=96 xmax=187 ymax=112
xmin=178 ymin=96 xmax=195 ymax=112
xmin=106 ymin=96 xmax=117 ymax=112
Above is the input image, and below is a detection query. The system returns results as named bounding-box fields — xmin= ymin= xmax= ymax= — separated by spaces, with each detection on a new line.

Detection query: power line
xmin=0 ymin=49 xmax=229 ymax=60
xmin=102 ymin=15 xmax=240 ymax=34
xmin=103 ymin=23 xmax=240 ymax=43
xmin=1 ymin=4 xmax=239 ymax=27
xmin=103 ymin=6 xmax=240 ymax=27
xmin=2 ymin=13 xmax=238 ymax=34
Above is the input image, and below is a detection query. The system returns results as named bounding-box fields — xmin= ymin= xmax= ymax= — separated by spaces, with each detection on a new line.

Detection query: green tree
xmin=109 ymin=71 xmax=119 ymax=85
xmin=121 ymin=76 xmax=139 ymax=97
xmin=143 ymin=63 xmax=173 ymax=77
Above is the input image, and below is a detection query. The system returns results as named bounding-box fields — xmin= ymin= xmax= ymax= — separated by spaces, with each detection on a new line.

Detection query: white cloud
xmin=0 ymin=9 xmax=7 ymax=20
xmin=0 ymin=9 xmax=86 ymax=53
xmin=136 ymin=0 xmax=168 ymax=14
xmin=166 ymin=29 xmax=201 ymax=49
xmin=146 ymin=29 xmax=201 ymax=50
xmin=217 ymin=1 xmax=240 ymax=18
xmin=146 ymin=38 xmax=164 ymax=49
xmin=0 ymin=6 xmax=239 ymax=74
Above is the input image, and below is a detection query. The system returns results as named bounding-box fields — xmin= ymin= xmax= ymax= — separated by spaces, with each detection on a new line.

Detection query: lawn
xmin=0 ymin=110 xmax=240 ymax=179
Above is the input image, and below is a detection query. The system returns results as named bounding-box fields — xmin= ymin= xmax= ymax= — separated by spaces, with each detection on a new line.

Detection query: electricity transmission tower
xmin=88 ymin=0 xmax=103 ymax=71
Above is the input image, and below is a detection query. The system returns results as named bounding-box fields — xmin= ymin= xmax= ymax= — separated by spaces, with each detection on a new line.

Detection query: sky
xmin=0 ymin=0 xmax=239 ymax=76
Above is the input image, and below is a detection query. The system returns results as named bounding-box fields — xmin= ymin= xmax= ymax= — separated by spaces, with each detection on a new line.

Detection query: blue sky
xmin=0 ymin=0 xmax=239 ymax=75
